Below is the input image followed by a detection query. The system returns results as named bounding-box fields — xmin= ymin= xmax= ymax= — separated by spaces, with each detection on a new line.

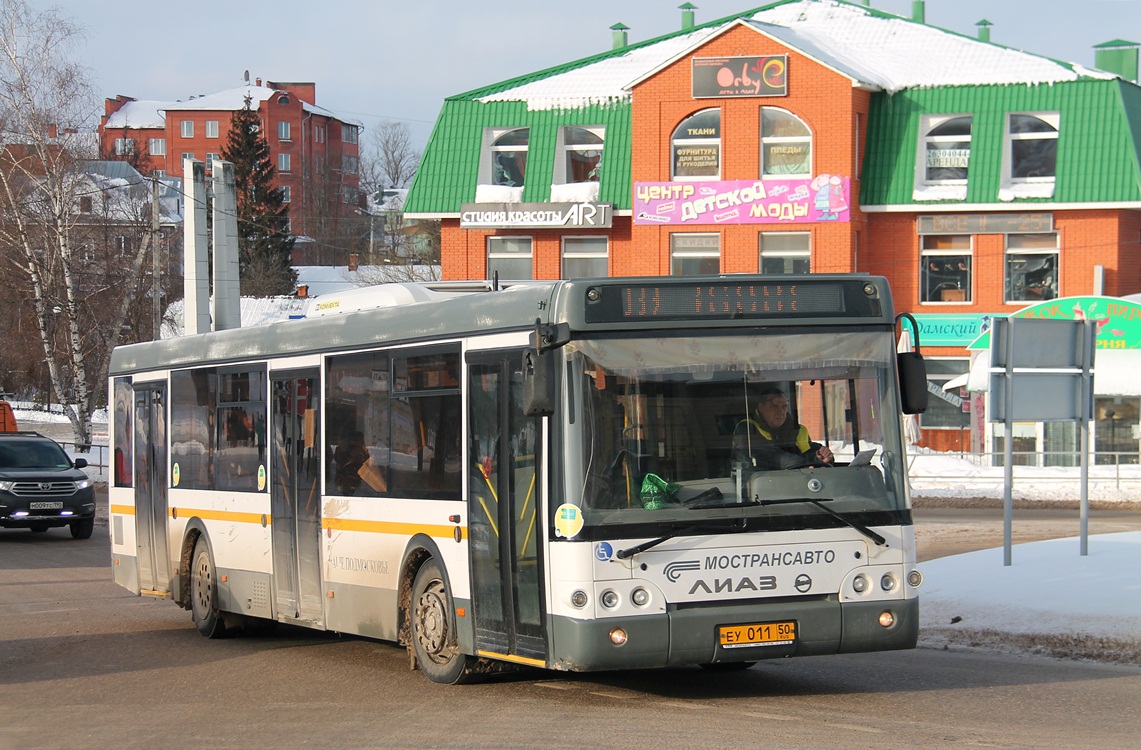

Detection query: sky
xmin=44 ymin=0 xmax=1141 ymax=152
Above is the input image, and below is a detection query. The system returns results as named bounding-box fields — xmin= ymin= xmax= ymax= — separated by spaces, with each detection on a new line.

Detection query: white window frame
xmin=281 ymin=185 xmax=291 ymax=203
xmin=670 ymin=233 xmax=721 ymax=275
xmin=487 ymin=236 xmax=533 ymax=281
xmin=671 ymin=109 xmax=720 ymax=182
xmin=760 ymin=107 xmax=811 ymax=178
xmin=205 ymin=120 xmax=219 ymax=139
xmin=920 ymin=234 xmax=973 ymax=304
xmin=561 ymin=236 xmax=608 ymax=278
xmin=555 ymin=126 xmax=604 ymax=185
xmin=113 ymin=137 xmax=134 ymax=156
xmin=181 ymin=152 xmax=195 ymax=163
xmin=479 ymin=128 xmax=529 ymax=188
xmin=1005 ymin=112 xmax=1059 ymax=182
xmin=759 ymin=232 xmax=811 ymax=275
xmin=342 ymin=124 xmax=359 ymax=144
xmin=278 ymin=121 xmax=291 ymax=141
xmin=918 ymin=114 xmax=972 ymax=185
xmin=1005 ymin=232 xmax=1059 ymax=304
xmin=278 ymin=153 xmax=291 ymax=173
xmin=148 ymin=138 xmax=166 ymax=156
xmin=342 ymin=155 xmax=359 ymax=175
xmin=180 ymin=120 xmax=193 ymax=138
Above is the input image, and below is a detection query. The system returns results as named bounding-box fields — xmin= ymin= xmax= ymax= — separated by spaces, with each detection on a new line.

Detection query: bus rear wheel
xmin=411 ymin=559 xmax=471 ymax=684
xmin=190 ymin=536 xmax=228 ymax=638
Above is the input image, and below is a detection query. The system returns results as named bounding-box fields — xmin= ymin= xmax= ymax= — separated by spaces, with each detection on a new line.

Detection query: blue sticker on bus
xmin=595 ymin=541 xmax=613 ymax=561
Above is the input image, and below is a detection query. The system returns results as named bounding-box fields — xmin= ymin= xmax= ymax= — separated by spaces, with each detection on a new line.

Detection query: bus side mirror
xmin=898 ymin=352 xmax=929 ymax=415
xmin=522 ymin=349 xmax=555 ymax=417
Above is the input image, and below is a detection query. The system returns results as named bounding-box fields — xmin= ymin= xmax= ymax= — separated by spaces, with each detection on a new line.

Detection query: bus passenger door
xmin=133 ymin=384 xmax=170 ymax=595
xmin=468 ymin=354 xmax=547 ymax=664
xmin=270 ymin=372 xmax=325 ymax=627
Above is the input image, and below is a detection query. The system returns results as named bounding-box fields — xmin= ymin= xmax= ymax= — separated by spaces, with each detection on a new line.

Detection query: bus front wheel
xmin=410 ymin=559 xmax=470 ymax=684
xmin=190 ymin=536 xmax=228 ymax=639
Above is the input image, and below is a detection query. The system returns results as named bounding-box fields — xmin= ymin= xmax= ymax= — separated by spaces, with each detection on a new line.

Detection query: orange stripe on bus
xmin=109 ymin=504 xmax=136 ymax=516
xmin=322 ymin=517 xmax=468 ymax=540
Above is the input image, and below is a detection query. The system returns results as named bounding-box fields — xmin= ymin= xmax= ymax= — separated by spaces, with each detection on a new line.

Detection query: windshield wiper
xmin=616 ymin=520 xmax=746 ymax=560
xmin=757 ymin=497 xmax=887 ymax=547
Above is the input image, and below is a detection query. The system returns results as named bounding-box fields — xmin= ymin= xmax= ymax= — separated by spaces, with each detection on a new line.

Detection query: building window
xmin=278 ymin=153 xmax=291 ymax=173
xmin=922 ymin=115 xmax=971 ymax=183
xmin=152 ymin=170 xmax=166 ymax=178
xmin=670 ymin=233 xmax=720 ymax=275
xmin=1008 ymin=113 xmax=1058 ymax=180
xmin=919 ymin=359 xmax=970 ymax=429
xmin=79 ymin=196 xmax=93 ymax=213
xmin=562 ymin=237 xmax=608 ymax=278
xmin=180 ymin=120 xmax=193 ymax=138
xmin=759 ymin=232 xmax=810 ymax=274
xmin=671 ymin=109 xmax=720 ymax=180
xmin=760 ymin=108 xmax=811 ymax=177
xmin=205 ymin=120 xmax=219 ymax=139
xmin=342 ymin=124 xmax=359 ymax=144
xmin=281 ymin=185 xmax=291 ymax=203
xmin=113 ymin=138 xmax=134 ymax=156
xmin=489 ymin=128 xmax=529 ymax=187
xmin=148 ymin=138 xmax=166 ymax=156
xmin=557 ymin=126 xmax=603 ymax=183
xmin=487 ymin=236 xmax=533 ymax=280
xmin=206 ymin=153 xmax=220 ymax=169
xmin=1006 ymin=232 xmax=1058 ymax=302
xmin=342 ymin=155 xmax=359 ymax=175
xmin=181 ymin=152 xmax=195 ymax=164
xmin=921 ymin=235 xmax=972 ymax=303
xmin=278 ymin=121 xmax=291 ymax=141
xmin=314 ymin=125 xmax=324 ymax=143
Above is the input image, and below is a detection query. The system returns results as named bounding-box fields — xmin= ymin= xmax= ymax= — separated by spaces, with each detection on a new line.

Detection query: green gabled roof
xmin=861 ymin=79 xmax=1141 ymax=206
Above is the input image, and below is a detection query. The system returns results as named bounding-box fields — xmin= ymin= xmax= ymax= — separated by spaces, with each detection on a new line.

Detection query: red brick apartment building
xmin=100 ymin=79 xmax=362 ymax=263
xmin=405 ymin=0 xmax=1141 ymax=457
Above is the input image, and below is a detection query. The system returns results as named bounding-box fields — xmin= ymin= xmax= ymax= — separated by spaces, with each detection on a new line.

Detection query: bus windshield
xmin=562 ymin=330 xmax=908 ymax=533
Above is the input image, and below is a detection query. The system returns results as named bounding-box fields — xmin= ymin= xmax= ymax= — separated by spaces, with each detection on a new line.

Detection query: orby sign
xmin=634 ymin=176 xmax=850 ymax=226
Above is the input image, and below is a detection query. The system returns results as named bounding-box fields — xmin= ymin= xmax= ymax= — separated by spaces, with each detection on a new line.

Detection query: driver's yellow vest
xmin=737 ymin=419 xmax=812 ymax=453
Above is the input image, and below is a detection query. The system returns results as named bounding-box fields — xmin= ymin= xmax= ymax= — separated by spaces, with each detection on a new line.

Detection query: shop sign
xmin=634 ymin=176 xmax=849 ymax=225
xmin=693 ymin=55 xmax=788 ymax=98
xmin=460 ymin=202 xmax=612 ymax=229
xmin=911 ymin=314 xmax=990 ymax=346
xmin=968 ymin=296 xmax=1141 ymax=350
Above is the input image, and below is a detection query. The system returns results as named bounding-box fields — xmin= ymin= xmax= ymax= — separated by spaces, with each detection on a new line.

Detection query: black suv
xmin=0 ymin=432 xmax=96 ymax=538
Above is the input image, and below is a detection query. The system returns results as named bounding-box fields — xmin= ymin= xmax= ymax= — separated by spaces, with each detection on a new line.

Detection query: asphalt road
xmin=3 ymin=509 xmax=1140 ymax=749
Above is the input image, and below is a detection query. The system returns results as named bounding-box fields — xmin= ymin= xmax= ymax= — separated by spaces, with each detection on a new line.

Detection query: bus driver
xmin=733 ymin=385 xmax=834 ymax=470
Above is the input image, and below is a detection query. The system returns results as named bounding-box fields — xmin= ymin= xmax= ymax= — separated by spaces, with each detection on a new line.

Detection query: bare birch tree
xmin=0 ymin=0 xmax=156 ymax=445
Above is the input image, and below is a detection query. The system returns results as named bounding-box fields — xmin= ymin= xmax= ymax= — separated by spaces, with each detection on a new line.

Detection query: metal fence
xmin=907 ymin=450 xmax=1141 ymax=491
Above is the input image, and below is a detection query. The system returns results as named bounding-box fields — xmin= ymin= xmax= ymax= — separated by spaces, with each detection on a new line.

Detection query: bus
xmin=108 ymin=274 xmax=928 ymax=683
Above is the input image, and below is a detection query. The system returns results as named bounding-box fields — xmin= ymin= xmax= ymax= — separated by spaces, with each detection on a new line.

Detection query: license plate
xmin=718 ymin=621 xmax=796 ymax=648
xmin=29 ymin=502 xmax=63 ymax=510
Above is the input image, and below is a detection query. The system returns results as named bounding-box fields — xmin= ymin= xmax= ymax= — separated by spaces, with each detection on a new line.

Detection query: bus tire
xmin=190 ymin=536 xmax=228 ymax=638
xmin=410 ymin=559 xmax=471 ymax=684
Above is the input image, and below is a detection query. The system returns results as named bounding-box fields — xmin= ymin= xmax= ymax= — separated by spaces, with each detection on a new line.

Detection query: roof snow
xmin=476 ymin=0 xmax=1114 ymax=111
xmin=107 ymin=85 xmax=359 ymax=128
xmin=104 ymin=99 xmax=167 ymax=130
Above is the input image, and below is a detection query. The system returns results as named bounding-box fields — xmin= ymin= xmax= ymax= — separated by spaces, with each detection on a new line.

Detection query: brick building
xmin=405 ymin=0 xmax=1141 ymax=458
xmin=100 ymin=79 xmax=362 ymax=264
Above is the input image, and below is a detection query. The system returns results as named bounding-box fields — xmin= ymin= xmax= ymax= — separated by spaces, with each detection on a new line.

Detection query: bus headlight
xmin=631 ymin=587 xmax=650 ymax=607
xmin=908 ymin=569 xmax=923 ymax=588
xmin=880 ymin=573 xmax=897 ymax=592
xmin=609 ymin=627 xmax=628 ymax=645
xmin=852 ymin=574 xmax=869 ymax=593
xmin=600 ymin=590 xmax=620 ymax=609
xmin=570 ymin=590 xmax=588 ymax=608
xmin=879 ymin=610 xmax=896 ymax=628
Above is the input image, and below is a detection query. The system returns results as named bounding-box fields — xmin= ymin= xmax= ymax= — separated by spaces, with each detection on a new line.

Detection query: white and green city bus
xmin=108 ymin=274 xmax=928 ymax=683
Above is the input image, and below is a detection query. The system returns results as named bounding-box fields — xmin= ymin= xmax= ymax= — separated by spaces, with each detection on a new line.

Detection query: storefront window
xmin=670 ymin=233 xmax=720 ymax=275
xmin=759 ymin=232 xmax=810 ymax=274
xmin=1005 ymin=232 xmax=1058 ymax=302
xmin=760 ymin=108 xmax=811 ymax=177
xmin=488 ymin=236 xmax=533 ymax=280
xmin=562 ymin=236 xmax=608 ymax=278
xmin=921 ymin=235 xmax=972 ymax=303
xmin=671 ymin=109 xmax=720 ymax=180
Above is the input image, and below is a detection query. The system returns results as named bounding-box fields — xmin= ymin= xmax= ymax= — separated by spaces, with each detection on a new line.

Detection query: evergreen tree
xmin=221 ymin=94 xmax=296 ymax=296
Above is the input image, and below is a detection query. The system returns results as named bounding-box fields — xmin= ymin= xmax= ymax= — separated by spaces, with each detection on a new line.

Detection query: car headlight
xmin=0 ymin=481 xmax=14 ymax=492
xmin=75 ymin=478 xmax=92 ymax=490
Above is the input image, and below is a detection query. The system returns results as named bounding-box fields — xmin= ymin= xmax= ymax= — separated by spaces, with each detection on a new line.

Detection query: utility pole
xmin=152 ymin=177 xmax=161 ymax=340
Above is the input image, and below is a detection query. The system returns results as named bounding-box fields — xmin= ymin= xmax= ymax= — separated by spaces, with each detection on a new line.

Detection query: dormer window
xmin=490 ymin=128 xmax=529 ymax=187
xmin=914 ymin=114 xmax=971 ymax=201
xmin=671 ymin=109 xmax=720 ymax=181
xmin=1000 ymin=113 xmax=1059 ymax=201
xmin=559 ymin=126 xmax=603 ymax=183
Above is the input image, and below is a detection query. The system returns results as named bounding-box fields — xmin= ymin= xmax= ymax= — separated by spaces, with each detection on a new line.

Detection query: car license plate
xmin=29 ymin=502 xmax=63 ymax=510
xmin=718 ymin=621 xmax=796 ymax=648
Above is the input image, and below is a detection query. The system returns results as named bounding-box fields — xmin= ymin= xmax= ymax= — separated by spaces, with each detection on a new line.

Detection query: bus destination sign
xmin=584 ymin=281 xmax=878 ymax=323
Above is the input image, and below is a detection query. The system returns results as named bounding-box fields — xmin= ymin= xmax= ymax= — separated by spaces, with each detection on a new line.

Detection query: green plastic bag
xmin=640 ymin=473 xmax=680 ymax=510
